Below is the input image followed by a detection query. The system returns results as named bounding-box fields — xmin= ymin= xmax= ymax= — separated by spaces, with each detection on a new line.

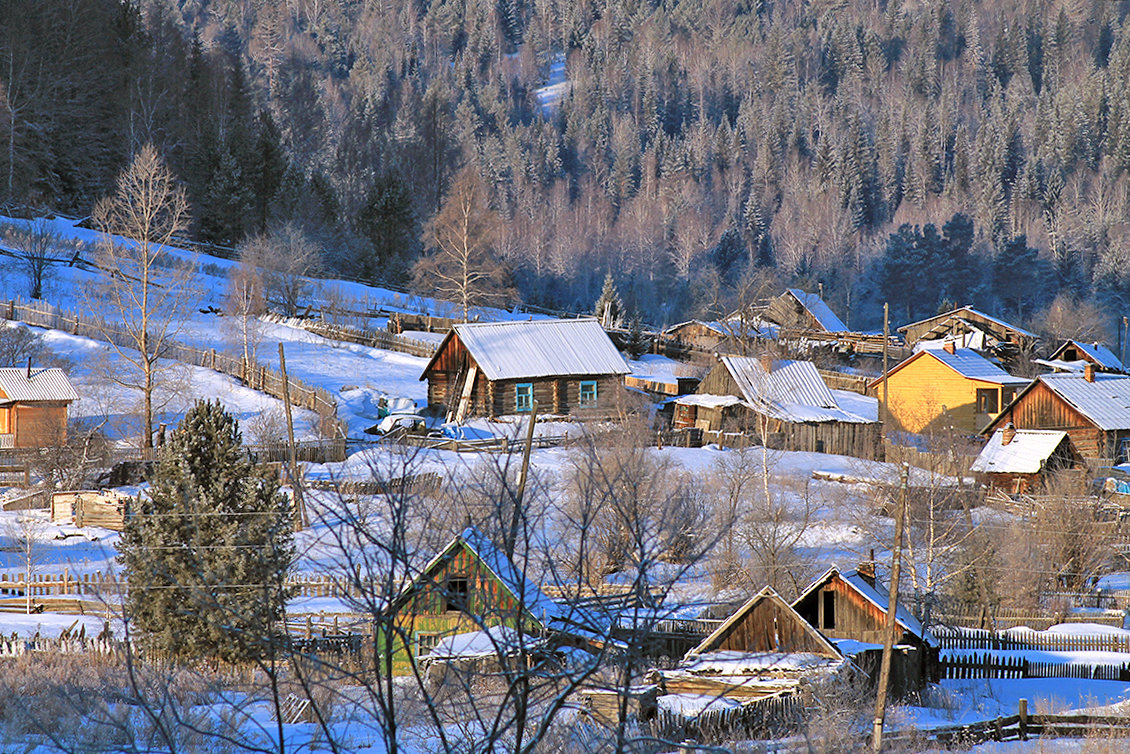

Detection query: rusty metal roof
xmin=0 ymin=367 xmax=79 ymax=403
xmin=449 ymin=318 xmax=631 ymax=381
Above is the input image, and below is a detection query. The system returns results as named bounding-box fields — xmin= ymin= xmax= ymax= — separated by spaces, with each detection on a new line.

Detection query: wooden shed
xmin=686 ymin=587 xmax=841 ymax=660
xmin=388 ymin=527 xmax=600 ymax=661
xmin=0 ymin=367 xmax=79 ymax=449
xmin=969 ymin=426 xmax=1081 ymax=494
xmin=897 ymin=306 xmax=1037 ymax=368
xmin=982 ymin=367 xmax=1130 ymax=465
xmin=869 ymin=343 xmax=1028 ymax=435
xmin=1037 ymin=340 xmax=1125 ymax=375
xmin=792 ymin=565 xmax=938 ymax=692
xmin=420 ymin=319 xmax=631 ymax=422
xmin=674 ymin=355 xmax=881 ymax=459
xmin=764 ymin=289 xmax=848 ymax=334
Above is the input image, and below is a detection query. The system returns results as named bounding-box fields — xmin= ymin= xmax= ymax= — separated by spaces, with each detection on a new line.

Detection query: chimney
xmin=856 ymin=555 xmax=876 ymax=586
xmin=943 ymin=340 xmax=956 ymax=355
xmin=1001 ymin=422 xmax=1016 ymax=446
xmin=1085 ymin=363 xmax=1096 ymax=383
xmin=760 ymin=352 xmax=774 ymax=372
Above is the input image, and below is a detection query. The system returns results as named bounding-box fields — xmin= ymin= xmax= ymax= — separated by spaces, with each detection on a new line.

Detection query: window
xmin=444 ymin=577 xmax=469 ymax=612
xmin=416 ymin=632 xmax=442 ymax=655
xmin=976 ymin=388 xmax=999 ymax=414
xmin=822 ymin=591 xmax=836 ymax=630
xmin=515 ymin=383 xmax=533 ymax=412
xmin=579 ymin=380 xmax=598 ymax=408
xmin=1120 ymin=438 xmax=1130 ymax=464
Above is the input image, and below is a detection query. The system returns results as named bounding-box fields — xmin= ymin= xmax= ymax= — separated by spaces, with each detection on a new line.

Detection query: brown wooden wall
xmin=667 ymin=323 xmax=725 ymax=351
xmin=711 ymin=597 xmax=836 ymax=657
xmin=993 ymin=381 xmax=1115 ymax=462
xmin=794 ymin=577 xmax=920 ymax=648
xmin=696 ymin=361 xmax=741 ymax=396
xmin=10 ymin=402 xmax=68 ymax=448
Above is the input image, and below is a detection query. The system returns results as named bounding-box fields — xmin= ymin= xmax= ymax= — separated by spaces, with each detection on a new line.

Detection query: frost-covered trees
xmin=118 ymin=400 xmax=293 ymax=663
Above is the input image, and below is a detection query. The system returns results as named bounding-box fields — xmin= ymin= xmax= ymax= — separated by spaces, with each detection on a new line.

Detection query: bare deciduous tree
xmin=90 ymin=144 xmax=194 ymax=450
xmin=223 ymin=254 xmax=267 ymax=365
xmin=2 ymin=218 xmax=60 ymax=299
xmin=240 ymin=223 xmax=320 ymax=317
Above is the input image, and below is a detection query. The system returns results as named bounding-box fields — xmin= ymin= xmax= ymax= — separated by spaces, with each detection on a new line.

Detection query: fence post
xmin=1018 ymin=699 xmax=1028 ymax=740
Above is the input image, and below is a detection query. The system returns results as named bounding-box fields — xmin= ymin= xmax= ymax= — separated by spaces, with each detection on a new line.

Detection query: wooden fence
xmin=1 ymin=299 xmax=347 ymax=450
xmin=263 ymin=314 xmax=440 ymax=359
xmin=651 ymin=693 xmax=804 ymax=742
xmin=884 ymin=705 xmax=1130 ymax=748
xmin=941 ymin=652 xmax=1130 ymax=681
xmin=934 ymin=625 xmax=1130 ymax=653
xmin=0 ymin=571 xmax=363 ymax=601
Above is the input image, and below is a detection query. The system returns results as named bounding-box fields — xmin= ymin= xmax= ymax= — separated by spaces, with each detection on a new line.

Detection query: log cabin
xmin=420 ymin=319 xmax=631 ymax=422
xmin=969 ymin=425 xmax=1081 ymax=494
xmin=673 ymin=354 xmax=881 ymax=459
xmin=981 ymin=365 xmax=1130 ymax=465
xmin=763 ymin=289 xmax=848 ymax=334
xmin=1036 ymin=340 xmax=1125 ymax=375
xmin=792 ymin=564 xmax=939 ymax=693
xmin=0 ymin=367 xmax=79 ymax=449
xmin=387 ymin=527 xmax=602 ymax=662
xmin=868 ymin=343 xmax=1028 ymax=435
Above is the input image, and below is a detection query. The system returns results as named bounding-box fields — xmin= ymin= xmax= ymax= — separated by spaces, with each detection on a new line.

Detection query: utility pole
xmin=278 ymin=342 xmax=307 ymax=530
xmin=882 ymin=302 xmax=890 ymax=429
xmin=872 ymin=463 xmax=908 ymax=753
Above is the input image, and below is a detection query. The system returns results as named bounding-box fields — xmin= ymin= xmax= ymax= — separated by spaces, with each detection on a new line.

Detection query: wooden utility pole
xmin=872 ymin=463 xmax=908 ymax=752
xmin=882 ymin=302 xmax=890 ymax=429
xmin=507 ymin=400 xmax=538 ymax=559
xmin=278 ymin=342 xmax=307 ymax=530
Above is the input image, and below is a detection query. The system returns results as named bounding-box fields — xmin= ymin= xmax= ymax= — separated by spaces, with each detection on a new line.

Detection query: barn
xmin=897 ymin=306 xmax=1037 ymax=368
xmin=673 ymin=354 xmax=881 ymax=459
xmin=387 ymin=527 xmax=601 ymax=661
xmin=420 ymin=319 xmax=631 ymax=422
xmin=969 ymin=425 xmax=1081 ymax=494
xmin=0 ymin=367 xmax=79 ymax=449
xmin=764 ymin=289 xmax=848 ymax=334
xmin=982 ymin=366 xmax=1130 ymax=465
xmin=792 ymin=564 xmax=939 ymax=693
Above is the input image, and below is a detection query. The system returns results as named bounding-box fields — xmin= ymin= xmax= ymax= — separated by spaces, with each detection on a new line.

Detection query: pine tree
xmin=593 ymin=271 xmax=624 ymax=328
xmin=118 ymin=400 xmax=294 ymax=663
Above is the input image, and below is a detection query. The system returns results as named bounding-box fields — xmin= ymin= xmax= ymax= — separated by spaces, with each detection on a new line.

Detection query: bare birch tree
xmin=224 ymin=254 xmax=267 ymax=365
xmin=90 ymin=144 xmax=193 ymax=450
xmin=2 ymin=218 xmax=59 ymax=299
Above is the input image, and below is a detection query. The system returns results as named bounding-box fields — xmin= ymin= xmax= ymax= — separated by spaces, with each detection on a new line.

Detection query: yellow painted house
xmin=869 ymin=344 xmax=1028 ymax=435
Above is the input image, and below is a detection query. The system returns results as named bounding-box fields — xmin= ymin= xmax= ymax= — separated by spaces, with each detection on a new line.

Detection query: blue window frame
xmin=515 ymin=383 xmax=533 ymax=412
xmin=579 ymin=380 xmax=598 ymax=407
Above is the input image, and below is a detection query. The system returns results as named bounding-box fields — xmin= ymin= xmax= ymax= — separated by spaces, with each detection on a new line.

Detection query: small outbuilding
xmin=1036 ymin=340 xmax=1125 ymax=375
xmin=0 ymin=367 xmax=79 ymax=449
xmin=764 ymin=289 xmax=848 ymax=334
xmin=970 ymin=425 xmax=1081 ymax=494
xmin=420 ymin=319 xmax=631 ymax=422
xmin=897 ymin=306 xmax=1037 ymax=368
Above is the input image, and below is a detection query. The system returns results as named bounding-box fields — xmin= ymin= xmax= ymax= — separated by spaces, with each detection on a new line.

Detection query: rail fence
xmin=1 ymin=299 xmax=347 ymax=451
xmin=884 ymin=708 xmax=1130 ymax=748
xmin=262 ymin=314 xmax=440 ymax=359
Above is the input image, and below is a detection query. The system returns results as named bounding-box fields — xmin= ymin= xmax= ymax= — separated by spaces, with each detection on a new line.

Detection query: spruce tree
xmin=593 ymin=272 xmax=624 ymax=328
xmin=118 ymin=400 xmax=294 ymax=663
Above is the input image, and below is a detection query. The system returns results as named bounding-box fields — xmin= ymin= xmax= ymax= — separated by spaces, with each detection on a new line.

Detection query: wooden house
xmin=792 ymin=565 xmax=938 ymax=692
xmin=1037 ymin=340 xmax=1125 ymax=375
xmin=764 ymin=289 xmax=848 ymax=334
xmin=897 ymin=306 xmax=1037 ymax=368
xmin=387 ymin=527 xmax=601 ymax=661
xmin=662 ymin=318 xmax=777 ymax=355
xmin=982 ymin=367 xmax=1130 ymax=465
xmin=673 ymin=355 xmax=881 ymax=459
xmin=0 ymin=367 xmax=79 ymax=449
xmin=656 ymin=587 xmax=847 ymax=704
xmin=868 ymin=343 xmax=1028 ymax=435
xmin=420 ymin=319 xmax=631 ymax=422
xmin=969 ymin=425 xmax=1081 ymax=494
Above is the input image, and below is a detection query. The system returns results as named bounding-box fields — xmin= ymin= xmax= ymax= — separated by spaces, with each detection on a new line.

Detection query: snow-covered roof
xmin=673 ymin=394 xmax=744 ymax=409
xmin=1037 ymin=373 xmax=1130 ymax=431
xmin=794 ymin=566 xmax=937 ymax=648
xmin=971 ymin=429 xmax=1070 ymax=474
xmin=425 ymin=319 xmax=631 ymax=382
xmin=680 ymin=650 xmax=843 ymax=676
xmin=874 ymin=348 xmax=1027 ymax=388
xmin=1048 ymin=340 xmax=1124 ymax=372
xmin=899 ymin=306 xmax=1037 ymax=339
xmin=426 ymin=626 xmax=544 ymax=659
xmin=0 ymin=368 xmax=79 ymax=404
xmin=720 ymin=356 xmax=875 ymax=424
xmin=786 ymin=289 xmax=848 ymax=333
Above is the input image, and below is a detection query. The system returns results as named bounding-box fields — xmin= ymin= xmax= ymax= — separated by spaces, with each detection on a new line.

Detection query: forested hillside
xmin=3 ymin=0 xmax=1130 ymax=332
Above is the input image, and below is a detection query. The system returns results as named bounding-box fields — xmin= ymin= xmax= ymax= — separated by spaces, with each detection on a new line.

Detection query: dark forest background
xmin=4 ymin=0 xmax=1130 ymax=335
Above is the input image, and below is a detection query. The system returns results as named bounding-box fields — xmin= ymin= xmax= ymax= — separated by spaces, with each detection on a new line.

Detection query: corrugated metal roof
xmin=0 ymin=368 xmax=78 ymax=403
xmin=450 ymin=319 xmax=631 ymax=382
xmin=1050 ymin=340 xmax=1125 ymax=371
xmin=721 ymin=356 xmax=874 ymax=424
xmin=787 ymin=289 xmax=848 ymax=333
xmin=928 ymin=348 xmax=1027 ymax=384
xmin=970 ymin=429 xmax=1068 ymax=474
xmin=1040 ymin=373 xmax=1130 ymax=431
xmin=899 ymin=306 xmax=1037 ymax=339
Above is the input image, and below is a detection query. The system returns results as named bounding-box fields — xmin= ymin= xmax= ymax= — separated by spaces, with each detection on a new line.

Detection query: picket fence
xmin=1 ymin=299 xmax=347 ymax=448
xmin=651 ymin=693 xmax=804 ymax=742
xmin=0 ymin=571 xmax=359 ymax=601
xmin=933 ymin=625 xmax=1130 ymax=654
xmin=941 ymin=652 xmax=1130 ymax=681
